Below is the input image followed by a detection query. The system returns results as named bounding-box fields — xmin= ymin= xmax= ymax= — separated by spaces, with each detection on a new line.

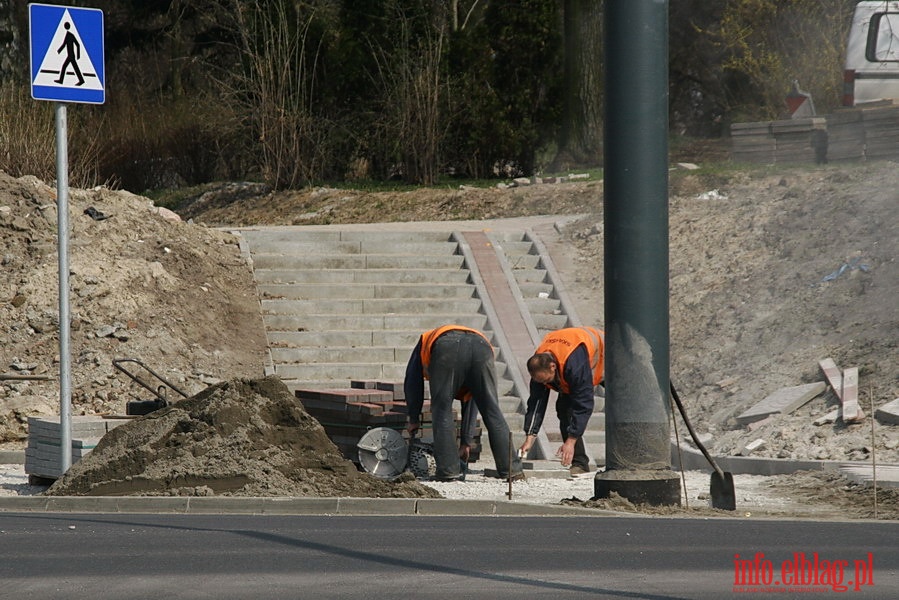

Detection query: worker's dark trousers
xmin=555 ymin=394 xmax=591 ymax=470
xmin=428 ymin=331 xmax=523 ymax=479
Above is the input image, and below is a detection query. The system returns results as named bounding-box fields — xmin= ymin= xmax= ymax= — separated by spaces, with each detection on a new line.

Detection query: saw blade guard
xmin=357 ymin=427 xmax=408 ymax=479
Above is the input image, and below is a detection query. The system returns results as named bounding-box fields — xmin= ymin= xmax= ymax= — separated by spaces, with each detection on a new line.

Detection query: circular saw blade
xmin=357 ymin=427 xmax=408 ymax=479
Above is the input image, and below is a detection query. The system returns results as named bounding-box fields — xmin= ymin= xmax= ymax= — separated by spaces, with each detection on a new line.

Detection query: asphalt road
xmin=2 ymin=513 xmax=897 ymax=599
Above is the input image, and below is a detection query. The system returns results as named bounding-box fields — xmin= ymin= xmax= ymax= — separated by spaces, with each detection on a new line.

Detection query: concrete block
xmin=735 ymin=382 xmax=826 ymax=425
xmin=740 ymin=439 xmax=767 ymax=456
xmin=819 ymin=358 xmax=843 ymax=398
xmin=350 ymin=380 xmax=379 ymax=389
xmin=841 ymin=367 xmax=864 ymax=423
xmin=813 ymin=409 xmax=840 ymax=426
xmin=875 ymin=398 xmax=899 ymax=425
xmin=375 ymin=381 xmax=406 ymax=400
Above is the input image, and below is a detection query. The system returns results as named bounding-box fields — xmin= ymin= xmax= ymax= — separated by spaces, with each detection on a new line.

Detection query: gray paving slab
xmin=735 ymin=381 xmax=826 ymax=425
xmin=874 ymin=397 xmax=899 ymax=425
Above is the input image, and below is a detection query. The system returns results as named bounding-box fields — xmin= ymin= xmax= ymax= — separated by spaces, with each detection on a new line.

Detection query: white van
xmin=844 ymin=1 xmax=899 ymax=105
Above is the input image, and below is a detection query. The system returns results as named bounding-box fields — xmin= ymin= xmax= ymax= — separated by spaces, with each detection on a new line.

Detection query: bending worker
xmin=518 ymin=326 xmax=604 ymax=478
xmin=405 ymin=324 xmax=524 ymax=482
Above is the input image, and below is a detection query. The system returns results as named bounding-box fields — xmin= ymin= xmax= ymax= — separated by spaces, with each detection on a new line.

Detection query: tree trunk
xmin=555 ymin=0 xmax=603 ymax=170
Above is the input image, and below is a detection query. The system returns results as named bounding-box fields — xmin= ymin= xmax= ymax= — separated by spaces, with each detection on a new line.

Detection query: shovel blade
xmin=710 ymin=471 xmax=736 ymax=511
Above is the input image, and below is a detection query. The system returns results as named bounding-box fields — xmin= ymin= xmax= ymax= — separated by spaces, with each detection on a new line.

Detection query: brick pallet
xmin=295 ymin=380 xmax=482 ymax=464
xmin=731 ymin=102 xmax=899 ymax=164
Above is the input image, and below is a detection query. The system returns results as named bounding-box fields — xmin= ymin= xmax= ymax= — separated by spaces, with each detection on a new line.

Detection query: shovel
xmin=670 ymin=382 xmax=736 ymax=511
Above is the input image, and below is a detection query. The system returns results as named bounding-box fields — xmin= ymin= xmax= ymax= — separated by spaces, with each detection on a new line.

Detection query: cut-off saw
xmin=356 ymin=427 xmax=436 ymax=480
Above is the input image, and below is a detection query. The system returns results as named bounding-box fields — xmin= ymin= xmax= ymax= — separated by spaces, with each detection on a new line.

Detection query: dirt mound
xmin=46 ymin=376 xmax=440 ymax=498
xmin=0 ymin=171 xmax=268 ymax=445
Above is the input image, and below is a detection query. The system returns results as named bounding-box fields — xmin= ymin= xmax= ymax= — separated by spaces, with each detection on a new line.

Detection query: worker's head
xmin=527 ymin=352 xmax=557 ymax=385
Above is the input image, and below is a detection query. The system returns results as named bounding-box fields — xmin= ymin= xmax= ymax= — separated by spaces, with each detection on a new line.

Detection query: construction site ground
xmin=0 ymin=153 xmax=897 ymax=520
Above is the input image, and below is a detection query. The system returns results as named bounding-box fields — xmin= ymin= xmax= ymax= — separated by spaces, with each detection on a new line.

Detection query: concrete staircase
xmin=236 ymin=228 xmax=527 ymax=468
xmin=236 ymin=225 xmax=605 ymax=473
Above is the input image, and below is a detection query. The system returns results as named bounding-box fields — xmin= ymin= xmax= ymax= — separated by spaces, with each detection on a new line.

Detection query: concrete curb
xmin=0 ymin=495 xmax=609 ymax=517
xmin=672 ymin=441 xmax=839 ymax=476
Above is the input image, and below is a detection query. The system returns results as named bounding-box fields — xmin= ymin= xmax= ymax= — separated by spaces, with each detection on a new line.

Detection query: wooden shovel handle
xmin=669 ymin=381 xmax=726 ymax=480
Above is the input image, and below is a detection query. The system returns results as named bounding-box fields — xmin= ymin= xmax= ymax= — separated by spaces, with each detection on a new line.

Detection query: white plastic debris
xmin=697 ymin=189 xmax=727 ymax=200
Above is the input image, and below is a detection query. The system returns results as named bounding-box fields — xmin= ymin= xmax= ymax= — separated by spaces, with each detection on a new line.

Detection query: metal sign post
xmin=29 ymin=3 xmax=105 ymax=475
xmin=55 ymin=101 xmax=72 ymax=471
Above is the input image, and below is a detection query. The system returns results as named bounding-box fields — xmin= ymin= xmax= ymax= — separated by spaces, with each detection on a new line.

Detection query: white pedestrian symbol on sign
xmin=33 ymin=9 xmax=102 ymax=91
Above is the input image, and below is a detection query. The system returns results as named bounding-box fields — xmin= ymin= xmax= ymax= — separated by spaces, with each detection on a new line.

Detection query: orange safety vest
xmin=419 ymin=325 xmax=492 ymax=401
xmin=534 ymin=327 xmax=605 ymax=393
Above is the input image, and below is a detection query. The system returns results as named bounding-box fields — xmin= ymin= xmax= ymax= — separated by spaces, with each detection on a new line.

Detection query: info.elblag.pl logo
xmin=733 ymin=552 xmax=874 ymax=593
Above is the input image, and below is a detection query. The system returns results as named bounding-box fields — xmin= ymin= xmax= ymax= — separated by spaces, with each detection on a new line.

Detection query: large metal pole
xmin=55 ymin=102 xmax=72 ymax=473
xmin=595 ymin=0 xmax=679 ymax=505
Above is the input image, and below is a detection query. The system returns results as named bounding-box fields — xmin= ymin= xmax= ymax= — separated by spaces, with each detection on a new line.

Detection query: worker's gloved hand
xmin=458 ymin=443 xmax=471 ymax=462
xmin=406 ymin=421 xmax=420 ymax=438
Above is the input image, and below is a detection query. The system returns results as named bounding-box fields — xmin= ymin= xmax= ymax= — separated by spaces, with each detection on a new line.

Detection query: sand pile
xmin=45 ymin=376 xmax=440 ymax=498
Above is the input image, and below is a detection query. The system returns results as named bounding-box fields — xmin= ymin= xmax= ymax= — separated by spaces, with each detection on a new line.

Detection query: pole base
xmin=594 ymin=469 xmax=681 ymax=507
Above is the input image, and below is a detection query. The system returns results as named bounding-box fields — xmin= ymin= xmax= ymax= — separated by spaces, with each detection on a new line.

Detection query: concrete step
xmin=261 ymin=297 xmax=482 ymax=315
xmin=492 ymin=240 xmax=534 ymax=255
xmin=501 ymin=254 xmax=541 ymax=269
xmin=518 ymin=281 xmax=554 ymax=296
xmin=263 ymin=313 xmax=489 ymax=332
xmin=246 ymin=239 xmax=461 ymax=255
xmin=275 ymin=362 xmax=408 ymax=381
xmin=270 ymin=346 xmax=405 ymax=364
xmin=258 ymin=283 xmax=476 ymax=300
xmin=267 ymin=330 xmax=424 ymax=348
xmin=532 ymin=313 xmax=569 ymax=330
xmin=240 ymin=229 xmax=454 ymax=243
xmin=523 ymin=297 xmax=562 ymax=314
xmin=512 ymin=269 xmax=548 ymax=285
xmin=499 ymin=397 xmax=524 ymax=414
xmin=253 ymin=268 xmax=472 ymax=285
xmin=251 ymin=254 xmax=467 ymax=270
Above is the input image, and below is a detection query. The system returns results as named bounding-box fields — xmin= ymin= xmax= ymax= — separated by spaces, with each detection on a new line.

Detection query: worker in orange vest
xmin=518 ymin=327 xmax=604 ymax=478
xmin=405 ymin=325 xmax=524 ymax=482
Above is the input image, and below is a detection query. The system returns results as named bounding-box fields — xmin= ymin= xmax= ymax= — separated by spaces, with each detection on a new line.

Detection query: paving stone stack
xmin=25 ymin=415 xmax=125 ymax=481
xmin=730 ymin=102 xmax=899 ymax=165
xmin=295 ymin=379 xmax=481 ymax=464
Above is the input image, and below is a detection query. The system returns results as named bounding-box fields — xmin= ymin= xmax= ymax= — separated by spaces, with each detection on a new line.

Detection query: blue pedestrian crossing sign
xmin=29 ymin=4 xmax=105 ymax=104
